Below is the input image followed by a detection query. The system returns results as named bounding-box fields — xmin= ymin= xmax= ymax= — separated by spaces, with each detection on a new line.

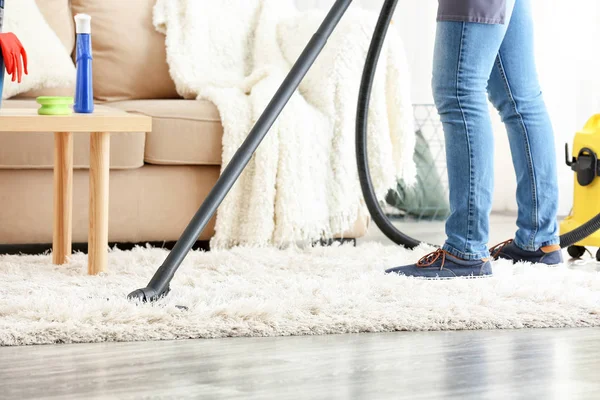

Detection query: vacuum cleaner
xmin=561 ymin=115 xmax=600 ymax=260
xmin=128 ymin=0 xmax=600 ymax=302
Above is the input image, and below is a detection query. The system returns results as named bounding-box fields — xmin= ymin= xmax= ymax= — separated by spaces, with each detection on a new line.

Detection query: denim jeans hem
xmin=442 ymin=243 xmax=490 ymax=261
xmin=513 ymin=237 xmax=561 ymax=252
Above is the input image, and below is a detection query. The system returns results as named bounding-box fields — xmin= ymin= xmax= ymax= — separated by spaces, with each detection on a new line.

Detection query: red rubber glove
xmin=0 ymin=32 xmax=28 ymax=83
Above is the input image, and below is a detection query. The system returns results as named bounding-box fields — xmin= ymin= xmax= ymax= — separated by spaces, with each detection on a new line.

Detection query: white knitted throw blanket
xmin=154 ymin=0 xmax=416 ymax=248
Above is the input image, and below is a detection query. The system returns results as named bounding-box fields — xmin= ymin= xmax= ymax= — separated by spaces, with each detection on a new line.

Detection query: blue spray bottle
xmin=74 ymin=13 xmax=94 ymax=113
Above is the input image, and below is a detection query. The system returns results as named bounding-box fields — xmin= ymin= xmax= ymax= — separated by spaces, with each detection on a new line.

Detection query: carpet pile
xmin=1 ymin=243 xmax=599 ymax=346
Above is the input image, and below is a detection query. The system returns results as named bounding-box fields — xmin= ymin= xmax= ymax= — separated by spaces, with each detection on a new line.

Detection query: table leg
xmin=53 ymin=132 xmax=73 ymax=265
xmin=89 ymin=132 xmax=110 ymax=275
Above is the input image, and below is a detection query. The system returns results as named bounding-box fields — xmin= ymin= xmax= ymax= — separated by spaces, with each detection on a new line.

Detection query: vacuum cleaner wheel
xmin=567 ymin=245 xmax=586 ymax=259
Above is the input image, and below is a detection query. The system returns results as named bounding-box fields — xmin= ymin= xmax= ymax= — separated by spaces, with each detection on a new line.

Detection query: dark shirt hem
xmin=437 ymin=14 xmax=505 ymax=25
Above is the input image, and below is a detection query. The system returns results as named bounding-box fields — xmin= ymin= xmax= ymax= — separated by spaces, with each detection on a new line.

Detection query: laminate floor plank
xmin=2 ymin=328 xmax=600 ymax=399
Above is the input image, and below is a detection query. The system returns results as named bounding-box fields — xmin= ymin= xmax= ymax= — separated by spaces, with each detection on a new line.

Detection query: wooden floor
xmin=2 ymin=328 xmax=600 ymax=399
xmin=3 ymin=215 xmax=600 ymax=399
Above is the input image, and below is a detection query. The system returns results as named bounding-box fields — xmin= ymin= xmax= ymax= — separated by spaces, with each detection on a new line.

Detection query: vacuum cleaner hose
xmin=356 ymin=0 xmax=421 ymax=249
xmin=559 ymin=214 xmax=600 ymax=248
xmin=357 ymin=0 xmax=600 ymax=251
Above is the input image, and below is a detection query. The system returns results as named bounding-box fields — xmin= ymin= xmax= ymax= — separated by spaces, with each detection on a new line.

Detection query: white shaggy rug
xmin=1 ymin=243 xmax=599 ymax=346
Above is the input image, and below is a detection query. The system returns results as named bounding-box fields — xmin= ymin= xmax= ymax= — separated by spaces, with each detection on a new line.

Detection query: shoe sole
xmin=493 ymin=258 xmax=564 ymax=267
xmin=411 ymin=274 xmax=494 ymax=281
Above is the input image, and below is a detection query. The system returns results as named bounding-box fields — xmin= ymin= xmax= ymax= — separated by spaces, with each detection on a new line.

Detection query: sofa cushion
xmin=17 ymin=1 xmax=75 ymax=100
xmin=109 ymin=100 xmax=223 ymax=166
xmin=2 ymin=0 xmax=76 ymax=100
xmin=37 ymin=0 xmax=75 ymax=55
xmin=0 ymin=165 xmax=220 ymax=244
xmin=71 ymin=0 xmax=179 ymax=102
xmin=0 ymin=100 xmax=145 ymax=170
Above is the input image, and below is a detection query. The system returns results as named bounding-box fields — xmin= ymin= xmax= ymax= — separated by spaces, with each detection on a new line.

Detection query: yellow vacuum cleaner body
xmin=560 ymin=114 xmax=600 ymax=259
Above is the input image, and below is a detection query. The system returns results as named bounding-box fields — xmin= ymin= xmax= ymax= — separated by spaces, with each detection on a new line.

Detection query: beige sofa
xmin=0 ymin=0 xmax=368 ymax=246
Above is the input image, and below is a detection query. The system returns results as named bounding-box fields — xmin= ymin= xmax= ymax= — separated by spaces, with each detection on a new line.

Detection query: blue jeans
xmin=432 ymin=0 xmax=560 ymax=260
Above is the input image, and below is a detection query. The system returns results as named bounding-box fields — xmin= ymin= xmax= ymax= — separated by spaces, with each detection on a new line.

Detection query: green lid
xmin=36 ymin=96 xmax=74 ymax=115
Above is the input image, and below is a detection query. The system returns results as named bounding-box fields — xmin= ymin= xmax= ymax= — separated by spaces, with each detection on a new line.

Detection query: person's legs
xmin=432 ymin=1 xmax=516 ymax=261
xmin=386 ymin=2 xmax=520 ymax=278
xmin=487 ymin=0 xmax=561 ymax=253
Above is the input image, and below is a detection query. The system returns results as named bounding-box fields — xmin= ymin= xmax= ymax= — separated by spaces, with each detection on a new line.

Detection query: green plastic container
xmin=36 ymin=96 xmax=74 ymax=115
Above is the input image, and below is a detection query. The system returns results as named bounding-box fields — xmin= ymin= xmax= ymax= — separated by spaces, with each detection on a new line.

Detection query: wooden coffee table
xmin=0 ymin=108 xmax=152 ymax=275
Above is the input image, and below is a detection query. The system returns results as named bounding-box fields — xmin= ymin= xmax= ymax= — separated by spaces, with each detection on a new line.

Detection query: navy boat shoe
xmin=490 ymin=239 xmax=563 ymax=266
xmin=386 ymin=249 xmax=493 ymax=279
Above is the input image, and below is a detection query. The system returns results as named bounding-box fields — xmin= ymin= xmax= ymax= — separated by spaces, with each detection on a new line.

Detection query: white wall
xmin=530 ymin=0 xmax=600 ymax=215
xmin=296 ymin=0 xmax=600 ymax=215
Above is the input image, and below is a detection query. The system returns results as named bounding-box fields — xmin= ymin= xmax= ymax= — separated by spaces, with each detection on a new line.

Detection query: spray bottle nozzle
xmin=74 ymin=13 xmax=92 ymax=34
